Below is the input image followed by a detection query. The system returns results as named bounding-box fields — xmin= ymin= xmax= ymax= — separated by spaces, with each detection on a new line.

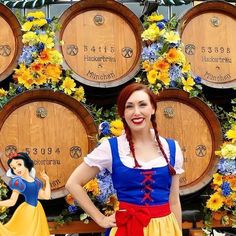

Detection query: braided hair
xmin=117 ymin=83 xmax=176 ymax=175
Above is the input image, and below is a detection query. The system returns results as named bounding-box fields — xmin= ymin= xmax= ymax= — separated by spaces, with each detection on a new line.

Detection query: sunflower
xmin=61 ymin=77 xmax=76 ymax=95
xmin=206 ymin=192 xmax=224 ymax=211
xmin=84 ymin=179 xmax=100 ymax=196
xmin=110 ymin=119 xmax=124 ymax=137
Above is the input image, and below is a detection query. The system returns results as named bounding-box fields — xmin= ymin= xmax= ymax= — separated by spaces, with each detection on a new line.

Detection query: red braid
xmin=123 ymin=119 xmax=141 ymax=168
xmin=151 ymin=116 xmax=176 ymax=175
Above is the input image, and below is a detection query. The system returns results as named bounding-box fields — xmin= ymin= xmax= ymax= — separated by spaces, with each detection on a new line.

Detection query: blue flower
xmin=18 ymin=46 xmax=38 ymax=66
xmin=46 ymin=18 xmax=52 ymax=24
xmin=99 ymin=121 xmax=110 ymax=136
xmin=221 ymin=182 xmax=231 ymax=197
xmin=16 ymin=86 xmax=24 ymax=94
xmin=218 ymin=159 xmax=236 ymax=175
xmin=169 ymin=65 xmax=182 ymax=82
xmin=38 ymin=42 xmax=45 ymax=51
xmin=96 ymin=170 xmax=116 ymax=203
xmin=68 ymin=205 xmax=78 ymax=214
xmin=157 ymin=22 xmax=165 ymax=30
xmin=27 ymin=17 xmax=34 ymax=22
xmin=194 ymin=76 xmax=201 ymax=84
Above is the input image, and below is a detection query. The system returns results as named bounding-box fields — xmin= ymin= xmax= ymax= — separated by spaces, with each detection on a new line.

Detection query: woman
xmin=0 ymin=152 xmax=51 ymax=236
xmin=66 ymin=83 xmax=184 ymax=236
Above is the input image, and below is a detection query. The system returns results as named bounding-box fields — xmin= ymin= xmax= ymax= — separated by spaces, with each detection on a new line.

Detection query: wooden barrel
xmin=0 ymin=90 xmax=97 ymax=199
xmin=156 ymin=89 xmax=222 ymax=196
xmin=58 ymin=0 xmax=143 ymax=88
xmin=0 ymin=3 xmax=22 ymax=81
xmin=179 ymin=1 xmax=236 ymax=88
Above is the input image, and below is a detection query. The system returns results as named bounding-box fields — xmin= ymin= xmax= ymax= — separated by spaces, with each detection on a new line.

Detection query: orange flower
xmin=153 ymin=59 xmax=170 ymax=72
xmin=39 ymin=49 xmax=51 ymax=64
xmin=30 ymin=62 xmax=43 ymax=72
xmin=166 ymin=48 xmax=179 ymax=64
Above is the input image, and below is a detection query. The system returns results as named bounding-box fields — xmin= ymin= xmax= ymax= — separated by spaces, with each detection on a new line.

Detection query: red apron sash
xmin=115 ymin=201 xmax=171 ymax=236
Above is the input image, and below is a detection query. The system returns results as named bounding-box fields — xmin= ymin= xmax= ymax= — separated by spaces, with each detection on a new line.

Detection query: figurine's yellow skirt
xmin=0 ymin=202 xmax=50 ymax=236
xmin=108 ymin=213 xmax=182 ymax=236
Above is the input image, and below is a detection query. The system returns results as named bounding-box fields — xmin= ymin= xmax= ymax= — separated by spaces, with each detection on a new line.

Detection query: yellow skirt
xmin=0 ymin=202 xmax=50 ymax=236
xmin=108 ymin=213 xmax=182 ymax=236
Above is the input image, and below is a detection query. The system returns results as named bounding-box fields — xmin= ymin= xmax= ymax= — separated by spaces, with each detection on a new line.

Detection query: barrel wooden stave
xmin=58 ymin=0 xmax=143 ymax=88
xmin=0 ymin=90 xmax=97 ymax=199
xmin=0 ymin=3 xmax=22 ymax=81
xmin=156 ymin=89 xmax=222 ymax=196
xmin=179 ymin=1 xmax=236 ymax=88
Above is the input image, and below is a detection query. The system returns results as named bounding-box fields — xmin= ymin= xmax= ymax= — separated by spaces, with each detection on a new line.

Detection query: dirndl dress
xmin=0 ymin=177 xmax=50 ymax=236
xmin=105 ymin=137 xmax=182 ymax=236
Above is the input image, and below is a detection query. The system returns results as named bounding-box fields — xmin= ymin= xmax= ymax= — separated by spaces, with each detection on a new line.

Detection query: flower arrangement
xmin=56 ymin=118 xmax=123 ymax=225
xmin=0 ymin=11 xmax=85 ymax=109
xmin=138 ymin=12 xmax=202 ymax=97
xmin=205 ymin=122 xmax=236 ymax=227
xmin=56 ymin=169 xmax=118 ymax=225
xmin=0 ymin=179 xmax=9 ymax=223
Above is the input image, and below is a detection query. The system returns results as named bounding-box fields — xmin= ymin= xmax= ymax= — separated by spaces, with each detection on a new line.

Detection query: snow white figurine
xmin=0 ymin=152 xmax=51 ymax=236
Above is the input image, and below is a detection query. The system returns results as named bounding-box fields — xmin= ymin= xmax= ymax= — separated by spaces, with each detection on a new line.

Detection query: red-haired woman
xmin=66 ymin=83 xmax=184 ymax=236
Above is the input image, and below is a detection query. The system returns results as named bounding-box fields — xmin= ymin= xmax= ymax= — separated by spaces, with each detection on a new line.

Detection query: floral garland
xmin=0 ymin=11 xmax=85 ymax=109
xmin=204 ymin=118 xmax=236 ymax=228
xmin=138 ymin=12 xmax=202 ymax=97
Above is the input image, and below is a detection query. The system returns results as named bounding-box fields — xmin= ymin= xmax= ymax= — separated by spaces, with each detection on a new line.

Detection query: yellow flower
xmin=142 ymin=61 xmax=152 ymax=72
xmin=141 ymin=24 xmax=160 ymax=42
xmin=49 ymin=50 xmax=63 ymax=65
xmin=0 ymin=88 xmax=7 ymax=97
xmin=22 ymin=32 xmax=38 ymax=45
xmin=220 ymin=143 xmax=236 ymax=159
xmin=38 ymin=34 xmax=54 ymax=49
xmin=18 ymin=69 xmax=34 ymax=89
xmin=164 ymin=31 xmax=180 ymax=43
xmin=148 ymin=13 xmax=164 ymax=22
xmin=34 ymin=72 xmax=47 ymax=85
xmin=226 ymin=124 xmax=236 ymax=142
xmin=213 ymin=173 xmax=223 ymax=186
xmin=45 ymin=64 xmax=62 ymax=83
xmin=147 ymin=69 xmax=158 ymax=84
xmin=27 ymin=11 xmax=45 ymax=19
xmin=182 ymin=62 xmax=191 ymax=73
xmin=61 ymin=77 xmax=76 ymax=95
xmin=73 ymin=86 xmax=85 ymax=102
xmin=181 ymin=77 xmax=195 ymax=92
xmin=206 ymin=192 xmax=224 ymax=211
xmin=84 ymin=179 xmax=100 ymax=196
xmin=158 ymin=72 xmax=170 ymax=86
xmin=110 ymin=119 xmax=124 ymax=137
xmin=153 ymin=59 xmax=170 ymax=72
xmin=33 ymin=19 xmax=47 ymax=27
xmin=22 ymin=21 xmax=33 ymax=31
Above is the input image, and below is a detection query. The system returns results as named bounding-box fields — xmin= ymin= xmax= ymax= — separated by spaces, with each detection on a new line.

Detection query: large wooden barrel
xmin=179 ymin=1 xmax=236 ymax=88
xmin=0 ymin=90 xmax=97 ymax=199
xmin=156 ymin=89 xmax=222 ymax=196
xmin=0 ymin=3 xmax=22 ymax=81
xmin=58 ymin=0 xmax=143 ymax=88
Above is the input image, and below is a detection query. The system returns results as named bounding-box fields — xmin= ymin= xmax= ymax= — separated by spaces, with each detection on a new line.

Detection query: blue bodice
xmin=9 ymin=177 xmax=43 ymax=207
xmin=109 ymin=138 xmax=176 ymax=206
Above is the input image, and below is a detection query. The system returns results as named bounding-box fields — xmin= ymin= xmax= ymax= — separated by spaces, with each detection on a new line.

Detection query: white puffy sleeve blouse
xmin=84 ymin=132 xmax=184 ymax=174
